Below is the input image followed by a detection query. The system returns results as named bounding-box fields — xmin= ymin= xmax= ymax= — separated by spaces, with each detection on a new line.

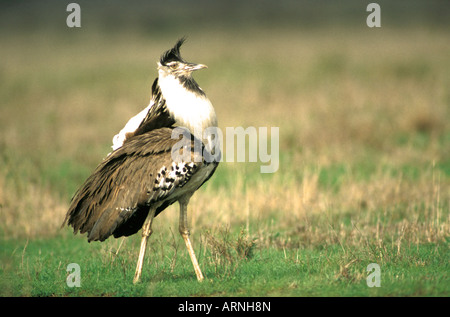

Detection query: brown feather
xmin=62 ymin=128 xmax=216 ymax=242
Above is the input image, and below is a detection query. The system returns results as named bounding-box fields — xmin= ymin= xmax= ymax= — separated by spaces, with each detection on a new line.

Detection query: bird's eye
xmin=169 ymin=63 xmax=178 ymax=70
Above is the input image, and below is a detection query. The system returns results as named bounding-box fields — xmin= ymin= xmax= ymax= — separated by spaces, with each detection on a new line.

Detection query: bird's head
xmin=158 ymin=38 xmax=207 ymax=78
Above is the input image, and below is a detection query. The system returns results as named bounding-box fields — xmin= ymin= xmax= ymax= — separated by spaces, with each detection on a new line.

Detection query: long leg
xmin=133 ymin=208 xmax=156 ymax=284
xmin=179 ymin=196 xmax=204 ymax=282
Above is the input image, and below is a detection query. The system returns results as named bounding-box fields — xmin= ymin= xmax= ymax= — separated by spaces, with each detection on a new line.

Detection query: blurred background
xmin=0 ymin=0 xmax=449 ymax=241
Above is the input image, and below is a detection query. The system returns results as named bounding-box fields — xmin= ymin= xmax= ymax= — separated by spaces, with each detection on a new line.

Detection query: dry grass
xmin=0 ymin=4 xmax=449 ymax=294
xmin=0 ymin=26 xmax=449 ymax=253
xmin=0 ymin=173 xmax=67 ymax=238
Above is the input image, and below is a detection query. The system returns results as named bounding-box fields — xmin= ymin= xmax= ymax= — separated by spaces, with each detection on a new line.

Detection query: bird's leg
xmin=133 ymin=208 xmax=156 ymax=284
xmin=179 ymin=197 xmax=204 ymax=282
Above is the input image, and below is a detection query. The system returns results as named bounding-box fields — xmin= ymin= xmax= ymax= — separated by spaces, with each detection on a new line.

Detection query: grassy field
xmin=0 ymin=1 xmax=449 ymax=297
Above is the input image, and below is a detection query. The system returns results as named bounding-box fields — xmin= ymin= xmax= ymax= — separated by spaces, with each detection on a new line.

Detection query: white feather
xmin=109 ymin=67 xmax=219 ymax=156
xmin=157 ymin=70 xmax=218 ymax=139
xmin=111 ymin=102 xmax=153 ymax=152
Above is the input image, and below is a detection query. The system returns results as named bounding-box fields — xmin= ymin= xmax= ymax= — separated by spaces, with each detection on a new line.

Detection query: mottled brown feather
xmin=62 ymin=128 xmax=213 ymax=242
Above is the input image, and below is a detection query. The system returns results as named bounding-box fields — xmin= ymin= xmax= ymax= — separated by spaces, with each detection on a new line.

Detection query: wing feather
xmin=63 ymin=128 xmax=208 ymax=241
xmin=111 ymin=78 xmax=175 ymax=152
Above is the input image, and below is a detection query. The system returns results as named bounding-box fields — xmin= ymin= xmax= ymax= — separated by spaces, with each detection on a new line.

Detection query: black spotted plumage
xmin=63 ymin=128 xmax=214 ymax=242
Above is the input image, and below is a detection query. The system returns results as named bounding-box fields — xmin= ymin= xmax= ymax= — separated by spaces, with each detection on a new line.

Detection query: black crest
xmin=160 ymin=37 xmax=187 ymax=65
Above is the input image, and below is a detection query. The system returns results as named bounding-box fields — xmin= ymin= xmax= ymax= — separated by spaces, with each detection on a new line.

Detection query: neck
xmin=179 ymin=75 xmax=206 ymax=97
xmin=157 ymin=70 xmax=218 ymax=141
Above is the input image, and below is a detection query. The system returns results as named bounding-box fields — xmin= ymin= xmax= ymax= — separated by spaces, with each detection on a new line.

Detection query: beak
xmin=187 ymin=63 xmax=208 ymax=71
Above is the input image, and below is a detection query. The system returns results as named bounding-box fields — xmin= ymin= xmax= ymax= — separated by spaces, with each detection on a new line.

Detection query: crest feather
xmin=160 ymin=37 xmax=187 ymax=65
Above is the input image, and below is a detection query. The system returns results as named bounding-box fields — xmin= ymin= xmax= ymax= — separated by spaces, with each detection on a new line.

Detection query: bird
xmin=62 ymin=38 xmax=220 ymax=283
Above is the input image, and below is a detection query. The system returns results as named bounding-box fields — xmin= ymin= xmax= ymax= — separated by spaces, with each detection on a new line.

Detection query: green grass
xmin=1 ymin=233 xmax=448 ymax=296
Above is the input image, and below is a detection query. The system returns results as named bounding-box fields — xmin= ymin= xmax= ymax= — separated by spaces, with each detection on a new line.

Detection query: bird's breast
xmin=158 ymin=74 xmax=218 ymax=136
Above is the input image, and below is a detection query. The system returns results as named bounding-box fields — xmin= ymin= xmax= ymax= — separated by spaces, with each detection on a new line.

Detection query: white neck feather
xmin=158 ymin=70 xmax=218 ymax=140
